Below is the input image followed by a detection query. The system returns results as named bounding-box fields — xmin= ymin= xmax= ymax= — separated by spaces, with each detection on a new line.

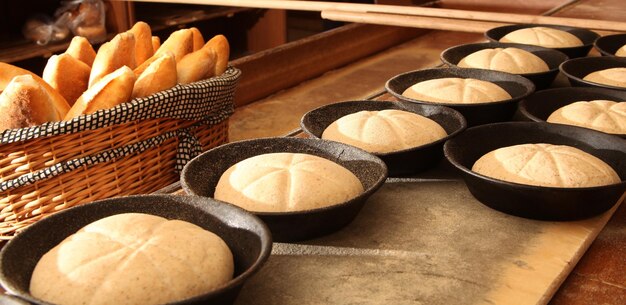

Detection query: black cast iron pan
xmin=444 ymin=122 xmax=626 ymax=220
xmin=300 ymin=100 xmax=466 ymax=176
xmin=181 ymin=137 xmax=388 ymax=242
xmin=0 ymin=194 xmax=272 ymax=305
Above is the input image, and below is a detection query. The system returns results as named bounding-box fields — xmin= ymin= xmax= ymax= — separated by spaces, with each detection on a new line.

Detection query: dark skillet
xmin=444 ymin=122 xmax=626 ymax=221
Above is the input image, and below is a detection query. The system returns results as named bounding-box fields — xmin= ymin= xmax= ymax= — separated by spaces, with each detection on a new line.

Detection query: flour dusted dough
xmin=402 ymin=77 xmax=512 ymax=104
xmin=499 ymin=27 xmax=583 ymax=48
xmin=30 ymin=213 xmax=234 ymax=305
xmin=472 ymin=143 xmax=620 ymax=187
xmin=583 ymin=68 xmax=626 ymax=88
xmin=215 ymin=153 xmax=364 ymax=212
xmin=548 ymin=100 xmax=626 ymax=134
xmin=458 ymin=47 xmax=549 ymax=74
xmin=322 ymin=109 xmax=447 ymax=153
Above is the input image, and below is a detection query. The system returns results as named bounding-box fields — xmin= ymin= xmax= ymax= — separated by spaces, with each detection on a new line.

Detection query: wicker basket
xmin=0 ymin=67 xmax=241 ymax=239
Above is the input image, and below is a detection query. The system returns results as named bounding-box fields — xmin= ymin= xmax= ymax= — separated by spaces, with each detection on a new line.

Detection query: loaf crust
xmin=215 ymin=153 xmax=364 ymax=212
xmin=547 ymin=100 xmax=626 ymax=134
xmin=322 ymin=109 xmax=447 ymax=153
xmin=402 ymin=77 xmax=512 ymax=104
xmin=472 ymin=143 xmax=620 ymax=187
xmin=500 ymin=27 xmax=583 ymax=48
xmin=30 ymin=213 xmax=234 ymax=305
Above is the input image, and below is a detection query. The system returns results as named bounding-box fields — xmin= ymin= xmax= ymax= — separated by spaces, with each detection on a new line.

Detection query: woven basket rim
xmin=0 ymin=67 xmax=241 ymax=145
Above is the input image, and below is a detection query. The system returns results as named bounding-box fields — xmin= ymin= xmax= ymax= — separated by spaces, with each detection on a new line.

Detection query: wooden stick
xmin=321 ymin=10 xmax=508 ymax=33
xmin=129 ymin=0 xmax=626 ymax=32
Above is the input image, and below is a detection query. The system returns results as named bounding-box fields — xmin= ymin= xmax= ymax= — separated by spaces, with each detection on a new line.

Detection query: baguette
xmin=154 ymin=29 xmax=193 ymax=62
xmin=0 ymin=75 xmax=67 ymax=131
xmin=89 ymin=32 xmax=136 ymax=87
xmin=190 ymin=27 xmax=205 ymax=51
xmin=152 ymin=36 xmax=161 ymax=53
xmin=128 ymin=21 xmax=154 ymax=66
xmin=205 ymin=35 xmax=230 ymax=76
xmin=65 ymin=66 xmax=136 ymax=120
xmin=65 ymin=36 xmax=97 ymax=67
xmin=0 ymin=62 xmax=70 ymax=115
xmin=132 ymin=52 xmax=177 ymax=99
xmin=43 ymin=54 xmax=91 ymax=106
xmin=177 ymin=47 xmax=217 ymax=84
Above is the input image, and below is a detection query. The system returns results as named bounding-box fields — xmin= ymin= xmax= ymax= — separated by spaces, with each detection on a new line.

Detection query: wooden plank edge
xmin=230 ymin=23 xmax=427 ymax=107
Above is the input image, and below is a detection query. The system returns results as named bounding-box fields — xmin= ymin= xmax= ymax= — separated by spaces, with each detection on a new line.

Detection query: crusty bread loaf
xmin=500 ymin=27 xmax=583 ymax=48
xmin=132 ymin=52 xmax=177 ymax=99
xmin=43 ymin=54 xmax=91 ymax=106
xmin=0 ymin=62 xmax=70 ymax=116
xmin=616 ymin=44 xmax=626 ymax=57
xmin=205 ymin=35 xmax=230 ymax=76
xmin=0 ymin=75 xmax=67 ymax=131
xmin=547 ymin=100 xmax=626 ymax=134
xmin=215 ymin=153 xmax=364 ymax=212
xmin=177 ymin=47 xmax=217 ymax=84
xmin=402 ymin=77 xmax=512 ymax=104
xmin=472 ymin=143 xmax=620 ymax=187
xmin=65 ymin=36 xmax=96 ymax=67
xmin=151 ymin=36 xmax=161 ymax=53
xmin=322 ymin=109 xmax=447 ymax=153
xmin=190 ymin=27 xmax=205 ymax=51
xmin=30 ymin=213 xmax=234 ymax=305
xmin=128 ymin=21 xmax=154 ymax=66
xmin=89 ymin=32 xmax=136 ymax=87
xmin=458 ymin=47 xmax=549 ymax=74
xmin=154 ymin=28 xmax=194 ymax=62
xmin=582 ymin=68 xmax=626 ymax=88
xmin=65 ymin=66 xmax=136 ymax=120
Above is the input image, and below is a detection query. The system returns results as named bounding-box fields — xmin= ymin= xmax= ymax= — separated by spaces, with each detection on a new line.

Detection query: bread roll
xmin=500 ymin=27 xmax=583 ymax=48
xmin=582 ymin=68 xmax=626 ymax=88
xmin=322 ymin=109 xmax=447 ymax=153
xmin=458 ymin=47 xmax=549 ymax=74
xmin=43 ymin=54 xmax=91 ymax=106
xmin=215 ymin=153 xmax=364 ymax=212
xmin=151 ymin=36 xmax=161 ymax=53
xmin=190 ymin=27 xmax=205 ymax=51
xmin=0 ymin=62 xmax=70 ymax=116
xmin=154 ymin=28 xmax=193 ymax=62
xmin=89 ymin=32 xmax=136 ymax=87
xmin=128 ymin=21 xmax=154 ymax=66
xmin=65 ymin=36 xmax=96 ymax=67
xmin=547 ymin=100 xmax=626 ymax=134
xmin=65 ymin=66 xmax=136 ymax=120
xmin=132 ymin=52 xmax=177 ymax=99
xmin=472 ymin=143 xmax=620 ymax=187
xmin=616 ymin=44 xmax=626 ymax=57
xmin=402 ymin=77 xmax=512 ymax=104
xmin=205 ymin=35 xmax=230 ymax=75
xmin=0 ymin=75 xmax=68 ymax=131
xmin=177 ymin=47 xmax=217 ymax=84
xmin=30 ymin=213 xmax=234 ymax=305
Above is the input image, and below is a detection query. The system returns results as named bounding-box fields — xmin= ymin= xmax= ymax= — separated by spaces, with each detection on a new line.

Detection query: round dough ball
xmin=402 ymin=77 xmax=512 ymax=104
xmin=30 ymin=213 xmax=234 ymax=305
xmin=472 ymin=143 xmax=620 ymax=187
xmin=215 ymin=153 xmax=364 ymax=212
xmin=322 ymin=109 xmax=447 ymax=153
xmin=548 ymin=100 xmax=626 ymax=134
xmin=499 ymin=27 xmax=583 ymax=48
xmin=583 ymin=67 xmax=626 ymax=88
xmin=616 ymin=44 xmax=626 ymax=57
xmin=458 ymin=47 xmax=549 ymax=74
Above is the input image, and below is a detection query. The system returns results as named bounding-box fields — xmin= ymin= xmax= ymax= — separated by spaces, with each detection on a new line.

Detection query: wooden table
xmin=224 ymin=0 xmax=625 ymax=304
